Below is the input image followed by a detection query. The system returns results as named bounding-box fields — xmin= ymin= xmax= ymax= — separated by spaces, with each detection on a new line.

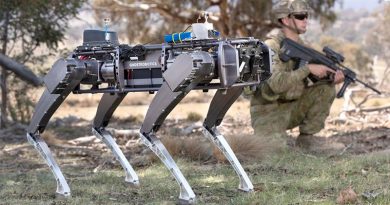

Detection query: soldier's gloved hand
xmin=308 ymin=64 xmax=334 ymax=79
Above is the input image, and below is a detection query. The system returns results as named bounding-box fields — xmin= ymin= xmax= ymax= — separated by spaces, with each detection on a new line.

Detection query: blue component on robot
xmin=164 ymin=30 xmax=220 ymax=43
xmin=164 ymin=32 xmax=192 ymax=43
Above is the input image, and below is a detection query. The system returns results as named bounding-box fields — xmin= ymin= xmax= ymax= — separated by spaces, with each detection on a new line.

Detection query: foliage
xmin=186 ymin=112 xmax=203 ymax=122
xmin=366 ymin=5 xmax=390 ymax=62
xmin=0 ymin=0 xmax=85 ymax=60
xmin=91 ymin=0 xmax=340 ymax=43
xmin=364 ymin=4 xmax=390 ymax=89
xmin=0 ymin=0 xmax=86 ymax=125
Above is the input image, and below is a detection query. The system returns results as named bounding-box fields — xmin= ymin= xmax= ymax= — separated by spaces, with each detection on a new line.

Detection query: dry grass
xmin=186 ymin=112 xmax=203 ymax=122
xmin=160 ymin=136 xmax=184 ymax=157
xmin=160 ymin=134 xmax=279 ymax=164
xmin=161 ymin=136 xmax=212 ymax=161
xmin=41 ymin=130 xmax=69 ymax=146
xmin=212 ymin=134 xmax=279 ymax=163
xmin=181 ymin=137 xmax=213 ymax=161
xmin=110 ymin=114 xmax=144 ymax=125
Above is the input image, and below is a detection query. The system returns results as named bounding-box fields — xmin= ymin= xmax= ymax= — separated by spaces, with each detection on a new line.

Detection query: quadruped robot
xmin=26 ymin=17 xmax=272 ymax=203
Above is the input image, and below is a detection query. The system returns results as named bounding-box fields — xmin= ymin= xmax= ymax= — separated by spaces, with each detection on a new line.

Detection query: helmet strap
xmin=281 ymin=16 xmax=303 ymax=35
xmin=291 ymin=18 xmax=301 ymax=34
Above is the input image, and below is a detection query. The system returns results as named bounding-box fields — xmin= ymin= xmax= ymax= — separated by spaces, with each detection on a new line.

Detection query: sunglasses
xmin=291 ymin=13 xmax=309 ymax=20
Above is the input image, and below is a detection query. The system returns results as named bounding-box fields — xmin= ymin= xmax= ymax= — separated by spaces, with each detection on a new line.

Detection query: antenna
xmin=104 ymin=18 xmax=111 ymax=41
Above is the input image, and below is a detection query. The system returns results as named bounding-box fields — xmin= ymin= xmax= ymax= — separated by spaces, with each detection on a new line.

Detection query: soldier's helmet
xmin=273 ymin=0 xmax=311 ymax=21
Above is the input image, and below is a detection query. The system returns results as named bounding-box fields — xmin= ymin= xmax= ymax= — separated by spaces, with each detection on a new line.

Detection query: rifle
xmin=280 ymin=38 xmax=381 ymax=98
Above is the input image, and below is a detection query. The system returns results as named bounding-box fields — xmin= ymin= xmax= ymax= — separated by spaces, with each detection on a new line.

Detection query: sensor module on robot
xmin=164 ymin=13 xmax=220 ymax=43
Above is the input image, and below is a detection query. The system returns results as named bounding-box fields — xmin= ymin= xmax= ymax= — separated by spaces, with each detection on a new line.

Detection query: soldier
xmin=250 ymin=0 xmax=345 ymax=153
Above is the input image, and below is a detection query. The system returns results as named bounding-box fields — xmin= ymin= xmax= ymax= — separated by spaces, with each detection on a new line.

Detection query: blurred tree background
xmin=366 ymin=3 xmax=390 ymax=88
xmin=91 ymin=0 xmax=339 ymax=43
xmin=0 ymin=0 xmax=85 ymax=127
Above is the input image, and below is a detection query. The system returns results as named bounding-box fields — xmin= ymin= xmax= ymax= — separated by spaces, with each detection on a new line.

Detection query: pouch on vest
xmin=260 ymin=83 xmax=279 ymax=102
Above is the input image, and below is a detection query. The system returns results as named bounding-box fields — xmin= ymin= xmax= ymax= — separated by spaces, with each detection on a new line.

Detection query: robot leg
xmin=203 ymin=87 xmax=254 ymax=192
xmin=92 ymin=93 xmax=139 ymax=185
xmin=140 ymin=82 xmax=195 ymax=204
xmin=26 ymin=58 xmax=86 ymax=196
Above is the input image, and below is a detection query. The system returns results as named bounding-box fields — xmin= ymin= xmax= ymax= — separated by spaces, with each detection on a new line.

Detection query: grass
xmin=1 ymin=150 xmax=389 ymax=205
xmin=186 ymin=112 xmax=203 ymax=122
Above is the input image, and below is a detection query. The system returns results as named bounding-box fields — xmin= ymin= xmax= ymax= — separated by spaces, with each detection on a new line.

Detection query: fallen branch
xmin=0 ymin=53 xmax=42 ymax=86
xmin=106 ymin=128 xmax=139 ymax=138
xmin=356 ymin=94 xmax=375 ymax=108
xmin=346 ymin=104 xmax=390 ymax=113
xmin=181 ymin=122 xmax=203 ymax=135
xmin=68 ymin=135 xmax=97 ymax=145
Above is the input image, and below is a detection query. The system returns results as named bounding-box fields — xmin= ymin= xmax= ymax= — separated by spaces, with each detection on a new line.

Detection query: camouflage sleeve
xmin=265 ymin=39 xmax=311 ymax=94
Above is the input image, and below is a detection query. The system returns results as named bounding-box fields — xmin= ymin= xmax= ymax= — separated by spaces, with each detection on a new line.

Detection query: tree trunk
xmin=1 ymin=11 xmax=10 ymax=129
xmin=0 ymin=68 xmax=7 ymax=128
xmin=0 ymin=54 xmax=42 ymax=86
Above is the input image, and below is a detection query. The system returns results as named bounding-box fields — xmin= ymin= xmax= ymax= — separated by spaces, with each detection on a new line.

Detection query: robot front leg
xmin=203 ymin=87 xmax=254 ymax=192
xmin=27 ymin=91 xmax=72 ymax=196
xmin=92 ymin=93 xmax=139 ymax=185
xmin=140 ymin=82 xmax=195 ymax=204
xmin=27 ymin=132 xmax=70 ymax=196
xmin=26 ymin=58 xmax=87 ymax=196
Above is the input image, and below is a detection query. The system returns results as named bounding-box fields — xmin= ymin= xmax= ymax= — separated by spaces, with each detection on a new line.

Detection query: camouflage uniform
xmin=250 ymin=31 xmax=336 ymax=146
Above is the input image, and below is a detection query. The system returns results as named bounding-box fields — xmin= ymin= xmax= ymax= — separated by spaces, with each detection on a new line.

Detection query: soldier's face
xmin=285 ymin=13 xmax=308 ymax=34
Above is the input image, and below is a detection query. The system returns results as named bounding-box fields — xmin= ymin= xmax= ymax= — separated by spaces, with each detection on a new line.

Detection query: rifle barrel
xmin=355 ymin=78 xmax=382 ymax=95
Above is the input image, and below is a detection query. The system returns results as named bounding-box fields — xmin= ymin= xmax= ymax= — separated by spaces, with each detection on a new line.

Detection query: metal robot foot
xmin=92 ymin=127 xmax=139 ymax=185
xmin=139 ymin=132 xmax=195 ymax=203
xmin=202 ymin=127 xmax=254 ymax=192
xmin=26 ymin=133 xmax=71 ymax=196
